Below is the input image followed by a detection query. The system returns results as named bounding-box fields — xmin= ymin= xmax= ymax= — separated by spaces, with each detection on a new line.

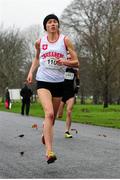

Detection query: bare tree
xmin=0 ymin=26 xmax=28 ymax=97
xmin=61 ymin=0 xmax=120 ymax=107
xmin=21 ymin=24 xmax=43 ymax=95
xmin=22 ymin=24 xmax=42 ymax=60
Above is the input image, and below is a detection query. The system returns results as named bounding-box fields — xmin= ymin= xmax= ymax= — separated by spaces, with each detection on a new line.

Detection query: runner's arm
xmin=56 ymin=36 xmax=79 ymax=68
xmin=74 ymin=69 xmax=80 ymax=94
xmin=27 ymin=40 xmax=40 ymax=83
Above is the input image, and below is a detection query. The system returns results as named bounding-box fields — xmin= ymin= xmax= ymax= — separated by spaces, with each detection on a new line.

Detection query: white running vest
xmin=36 ymin=34 xmax=67 ymax=82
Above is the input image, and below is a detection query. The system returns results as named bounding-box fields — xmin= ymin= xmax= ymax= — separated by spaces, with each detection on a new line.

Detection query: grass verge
xmin=0 ymin=102 xmax=120 ymax=129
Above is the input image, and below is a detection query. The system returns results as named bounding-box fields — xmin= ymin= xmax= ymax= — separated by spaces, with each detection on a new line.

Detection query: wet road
xmin=0 ymin=111 xmax=120 ymax=178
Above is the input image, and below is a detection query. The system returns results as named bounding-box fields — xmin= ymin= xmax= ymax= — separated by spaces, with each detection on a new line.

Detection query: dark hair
xmin=43 ymin=14 xmax=59 ymax=31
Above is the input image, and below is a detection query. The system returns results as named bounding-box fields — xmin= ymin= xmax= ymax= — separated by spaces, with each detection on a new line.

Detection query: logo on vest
xmin=42 ymin=44 xmax=48 ymax=50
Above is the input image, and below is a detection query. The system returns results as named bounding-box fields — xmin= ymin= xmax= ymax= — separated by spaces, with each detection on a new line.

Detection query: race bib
xmin=64 ymin=72 xmax=74 ymax=80
xmin=45 ymin=57 xmax=60 ymax=70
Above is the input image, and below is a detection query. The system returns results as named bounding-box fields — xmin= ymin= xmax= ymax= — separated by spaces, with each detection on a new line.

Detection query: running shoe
xmin=41 ymin=134 xmax=45 ymax=145
xmin=57 ymin=115 xmax=62 ymax=118
xmin=46 ymin=151 xmax=57 ymax=164
xmin=64 ymin=131 xmax=73 ymax=138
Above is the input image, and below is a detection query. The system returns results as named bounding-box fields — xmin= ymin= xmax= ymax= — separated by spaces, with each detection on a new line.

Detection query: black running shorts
xmin=37 ymin=81 xmax=64 ymax=97
xmin=62 ymin=90 xmax=75 ymax=103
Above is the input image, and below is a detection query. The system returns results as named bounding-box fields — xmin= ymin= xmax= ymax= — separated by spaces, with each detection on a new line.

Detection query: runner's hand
xmin=56 ymin=59 xmax=65 ymax=66
xmin=27 ymin=72 xmax=33 ymax=84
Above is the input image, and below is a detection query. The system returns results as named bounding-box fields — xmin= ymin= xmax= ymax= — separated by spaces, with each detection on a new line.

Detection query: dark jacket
xmin=20 ymin=85 xmax=33 ymax=102
xmin=5 ymin=90 xmax=10 ymax=102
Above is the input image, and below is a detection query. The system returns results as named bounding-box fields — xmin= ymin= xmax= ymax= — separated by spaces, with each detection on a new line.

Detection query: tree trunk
xmin=103 ymin=83 xmax=109 ymax=108
xmin=81 ymin=94 xmax=85 ymax=104
xmin=117 ymin=96 xmax=120 ymax=105
xmin=93 ymin=91 xmax=99 ymax=104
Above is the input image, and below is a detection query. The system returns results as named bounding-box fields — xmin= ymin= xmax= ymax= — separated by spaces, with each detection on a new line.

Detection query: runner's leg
xmin=37 ymin=89 xmax=54 ymax=155
xmin=52 ymin=97 xmax=62 ymax=124
xmin=57 ymin=101 xmax=65 ymax=118
xmin=65 ymin=97 xmax=75 ymax=132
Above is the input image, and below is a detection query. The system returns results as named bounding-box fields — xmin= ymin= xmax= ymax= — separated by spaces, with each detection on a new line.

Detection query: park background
xmin=0 ymin=0 xmax=120 ymax=128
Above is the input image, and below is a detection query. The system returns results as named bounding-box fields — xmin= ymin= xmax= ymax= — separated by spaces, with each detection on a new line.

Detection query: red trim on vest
xmin=64 ymin=36 xmax=68 ymax=51
xmin=35 ymin=39 xmax=41 ymax=50
xmin=47 ymin=34 xmax=60 ymax=43
xmin=39 ymin=39 xmax=41 ymax=48
xmin=38 ymin=39 xmax=41 ymax=49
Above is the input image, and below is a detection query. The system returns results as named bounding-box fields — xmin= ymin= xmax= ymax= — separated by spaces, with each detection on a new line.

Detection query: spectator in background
xmin=20 ymin=83 xmax=33 ymax=116
xmin=5 ymin=87 xmax=11 ymax=109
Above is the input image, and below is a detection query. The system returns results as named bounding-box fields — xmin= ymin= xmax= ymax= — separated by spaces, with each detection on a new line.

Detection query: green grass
xmin=0 ymin=102 xmax=120 ymax=129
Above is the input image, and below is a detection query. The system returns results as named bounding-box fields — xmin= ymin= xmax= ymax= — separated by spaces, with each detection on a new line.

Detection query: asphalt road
xmin=0 ymin=111 xmax=120 ymax=178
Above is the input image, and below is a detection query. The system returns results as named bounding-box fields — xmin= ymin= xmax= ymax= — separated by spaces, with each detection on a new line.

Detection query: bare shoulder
xmin=35 ymin=39 xmax=40 ymax=50
xmin=64 ymin=36 xmax=71 ymax=45
xmin=64 ymin=36 xmax=75 ymax=51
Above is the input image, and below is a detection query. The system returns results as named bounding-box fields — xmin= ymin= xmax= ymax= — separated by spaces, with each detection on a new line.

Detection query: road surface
xmin=0 ymin=111 xmax=120 ymax=178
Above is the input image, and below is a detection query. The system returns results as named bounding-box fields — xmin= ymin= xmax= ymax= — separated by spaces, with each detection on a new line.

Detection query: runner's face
xmin=46 ymin=19 xmax=59 ymax=32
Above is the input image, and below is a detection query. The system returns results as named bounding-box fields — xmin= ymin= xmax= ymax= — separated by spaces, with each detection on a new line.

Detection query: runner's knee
xmin=67 ymin=109 xmax=72 ymax=117
xmin=45 ymin=111 xmax=54 ymax=121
